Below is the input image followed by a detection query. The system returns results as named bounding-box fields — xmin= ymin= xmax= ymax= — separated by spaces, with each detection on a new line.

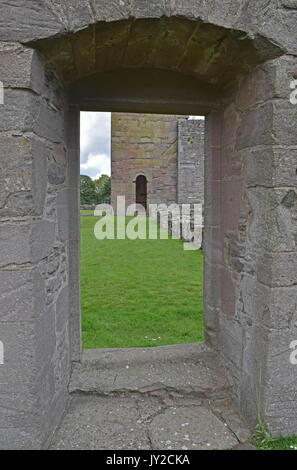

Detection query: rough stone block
xmin=68 ymin=239 xmax=81 ymax=362
xmin=56 ymin=286 xmax=70 ymax=333
xmin=264 ymin=329 xmax=297 ymax=436
xmin=131 ymin=0 xmax=165 ymax=19
xmin=0 ymin=136 xmax=47 ymax=217
xmin=0 ymin=44 xmax=34 ymax=89
xmin=0 ymin=90 xmax=64 ymax=143
xmin=236 ymin=103 xmax=274 ymax=151
xmin=0 ymin=224 xmax=32 ymax=268
xmin=273 ymin=100 xmax=297 ymax=146
xmin=57 ymin=188 xmax=79 ymax=241
xmin=47 ymin=0 xmax=93 ymax=33
xmin=236 ymin=64 xmax=276 ymax=111
xmin=91 ymin=0 xmax=132 ymax=21
xmin=257 ymin=251 xmax=297 ymax=287
xmin=247 ymin=187 xmax=297 ymax=252
xmin=31 ymin=221 xmax=56 ymax=263
xmin=0 ymin=269 xmax=45 ymax=323
xmin=244 ymin=147 xmax=297 ymax=188
xmin=0 ymin=1 xmax=65 ymax=42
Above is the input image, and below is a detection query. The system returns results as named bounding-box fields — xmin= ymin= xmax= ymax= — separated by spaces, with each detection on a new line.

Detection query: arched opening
xmin=30 ymin=16 xmax=285 ymax=435
xmin=135 ymin=174 xmax=147 ymax=212
xmin=3 ymin=5 xmax=291 ymax=448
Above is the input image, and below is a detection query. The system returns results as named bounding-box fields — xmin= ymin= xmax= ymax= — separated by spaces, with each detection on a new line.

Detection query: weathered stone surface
xmin=50 ymin=395 xmax=151 ymax=450
xmin=57 ymin=188 xmax=79 ymax=241
xmin=236 ymin=103 xmax=274 ymax=151
xmin=0 ymin=136 xmax=47 ymax=217
xmin=257 ymin=252 xmax=297 ymax=288
xmin=244 ymin=147 xmax=297 ymax=188
xmin=46 ymin=0 xmax=93 ymax=33
xmin=48 ymin=162 xmax=66 ymax=186
xmin=0 ymin=269 xmax=45 ymax=323
xmin=247 ymin=187 xmax=297 ymax=252
xmin=51 ymin=345 xmax=251 ymax=450
xmin=111 ymin=113 xmax=179 ymax=209
xmin=149 ymin=406 xmax=238 ymax=450
xmin=236 ymin=0 xmax=297 ymax=55
xmin=233 ymin=443 xmax=257 ymax=450
xmin=0 ymin=0 xmax=297 ymax=450
xmin=70 ymin=343 xmax=231 ymax=398
xmin=0 ymin=1 xmax=65 ymax=42
xmin=0 ymin=224 xmax=32 ymax=268
xmin=111 ymin=113 xmax=205 ymax=216
xmin=178 ymin=119 xmax=205 ymax=205
xmin=91 ymin=0 xmax=132 ymax=21
xmin=0 ymin=34 xmax=71 ymax=451
xmin=49 ymin=392 xmax=249 ymax=450
xmin=0 ymin=90 xmax=64 ymax=143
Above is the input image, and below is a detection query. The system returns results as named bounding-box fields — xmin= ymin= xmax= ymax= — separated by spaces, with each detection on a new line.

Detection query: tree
xmin=94 ymin=174 xmax=111 ymax=204
xmin=80 ymin=175 xmax=98 ymax=205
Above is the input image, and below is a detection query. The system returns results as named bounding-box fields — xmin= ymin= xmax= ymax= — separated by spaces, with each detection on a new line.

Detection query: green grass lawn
xmin=80 ymin=216 xmax=204 ymax=348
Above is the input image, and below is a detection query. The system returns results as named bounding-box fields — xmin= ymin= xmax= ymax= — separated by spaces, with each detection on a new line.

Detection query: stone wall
xmin=0 ymin=0 xmax=296 ymax=449
xmin=178 ymin=119 xmax=205 ymax=206
xmin=204 ymin=55 xmax=297 ymax=435
xmin=0 ymin=44 xmax=79 ymax=449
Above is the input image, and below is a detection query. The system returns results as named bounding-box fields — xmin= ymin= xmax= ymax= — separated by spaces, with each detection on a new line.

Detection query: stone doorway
xmin=1 ymin=2 xmax=297 ymax=449
xmin=135 ymin=175 xmax=147 ymax=212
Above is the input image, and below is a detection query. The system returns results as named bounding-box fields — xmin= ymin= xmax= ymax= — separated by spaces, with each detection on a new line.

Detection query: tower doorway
xmin=135 ymin=175 xmax=147 ymax=211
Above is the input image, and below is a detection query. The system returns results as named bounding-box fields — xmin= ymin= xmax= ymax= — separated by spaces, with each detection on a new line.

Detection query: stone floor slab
xmin=50 ymin=394 xmax=246 ymax=450
xmin=148 ymin=406 xmax=238 ymax=450
xmin=69 ymin=343 xmax=231 ymax=399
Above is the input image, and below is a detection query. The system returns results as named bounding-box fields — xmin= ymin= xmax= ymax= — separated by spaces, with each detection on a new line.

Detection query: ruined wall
xmin=111 ymin=113 xmax=178 ymax=210
xmin=204 ymin=55 xmax=297 ymax=435
xmin=0 ymin=0 xmax=296 ymax=449
xmin=0 ymin=44 xmax=78 ymax=449
xmin=111 ymin=113 xmax=205 ymax=212
xmin=178 ymin=119 xmax=205 ymax=206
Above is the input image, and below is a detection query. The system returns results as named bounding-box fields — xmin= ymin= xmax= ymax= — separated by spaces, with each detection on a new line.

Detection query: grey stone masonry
xmin=0 ymin=44 xmax=74 ymax=449
xmin=0 ymin=0 xmax=296 ymax=449
xmin=178 ymin=119 xmax=205 ymax=206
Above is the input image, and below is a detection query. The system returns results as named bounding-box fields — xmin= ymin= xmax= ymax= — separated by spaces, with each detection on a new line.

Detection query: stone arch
xmin=132 ymin=172 xmax=152 ymax=184
xmin=1 ymin=1 xmax=297 ymax=448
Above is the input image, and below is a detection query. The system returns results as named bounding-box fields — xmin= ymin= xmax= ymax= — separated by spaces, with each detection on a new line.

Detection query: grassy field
xmin=80 ymin=215 xmax=204 ymax=349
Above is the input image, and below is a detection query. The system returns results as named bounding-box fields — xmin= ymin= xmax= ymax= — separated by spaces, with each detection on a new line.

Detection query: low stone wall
xmin=80 ymin=204 xmax=96 ymax=211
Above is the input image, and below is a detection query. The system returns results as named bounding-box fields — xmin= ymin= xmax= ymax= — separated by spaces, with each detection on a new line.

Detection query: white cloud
xmin=80 ymin=153 xmax=111 ymax=179
xmin=188 ymin=115 xmax=205 ymax=120
xmin=80 ymin=112 xmax=111 ymax=179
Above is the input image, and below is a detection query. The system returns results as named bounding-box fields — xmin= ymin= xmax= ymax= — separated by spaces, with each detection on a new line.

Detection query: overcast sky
xmin=80 ymin=112 xmax=111 ymax=180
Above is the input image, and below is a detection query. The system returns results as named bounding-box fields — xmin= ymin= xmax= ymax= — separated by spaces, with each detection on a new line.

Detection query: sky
xmin=80 ymin=112 xmax=111 ymax=180
xmin=80 ymin=112 xmax=205 ymax=180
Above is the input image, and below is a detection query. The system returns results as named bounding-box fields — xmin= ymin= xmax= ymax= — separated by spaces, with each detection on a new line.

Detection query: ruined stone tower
xmin=111 ymin=113 xmax=205 ymax=211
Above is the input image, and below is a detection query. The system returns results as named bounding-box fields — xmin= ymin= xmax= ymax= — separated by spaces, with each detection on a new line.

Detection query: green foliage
xmin=94 ymin=174 xmax=111 ymax=204
xmin=80 ymin=216 xmax=204 ymax=349
xmin=251 ymin=422 xmax=297 ymax=450
xmin=80 ymin=174 xmax=98 ymax=205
